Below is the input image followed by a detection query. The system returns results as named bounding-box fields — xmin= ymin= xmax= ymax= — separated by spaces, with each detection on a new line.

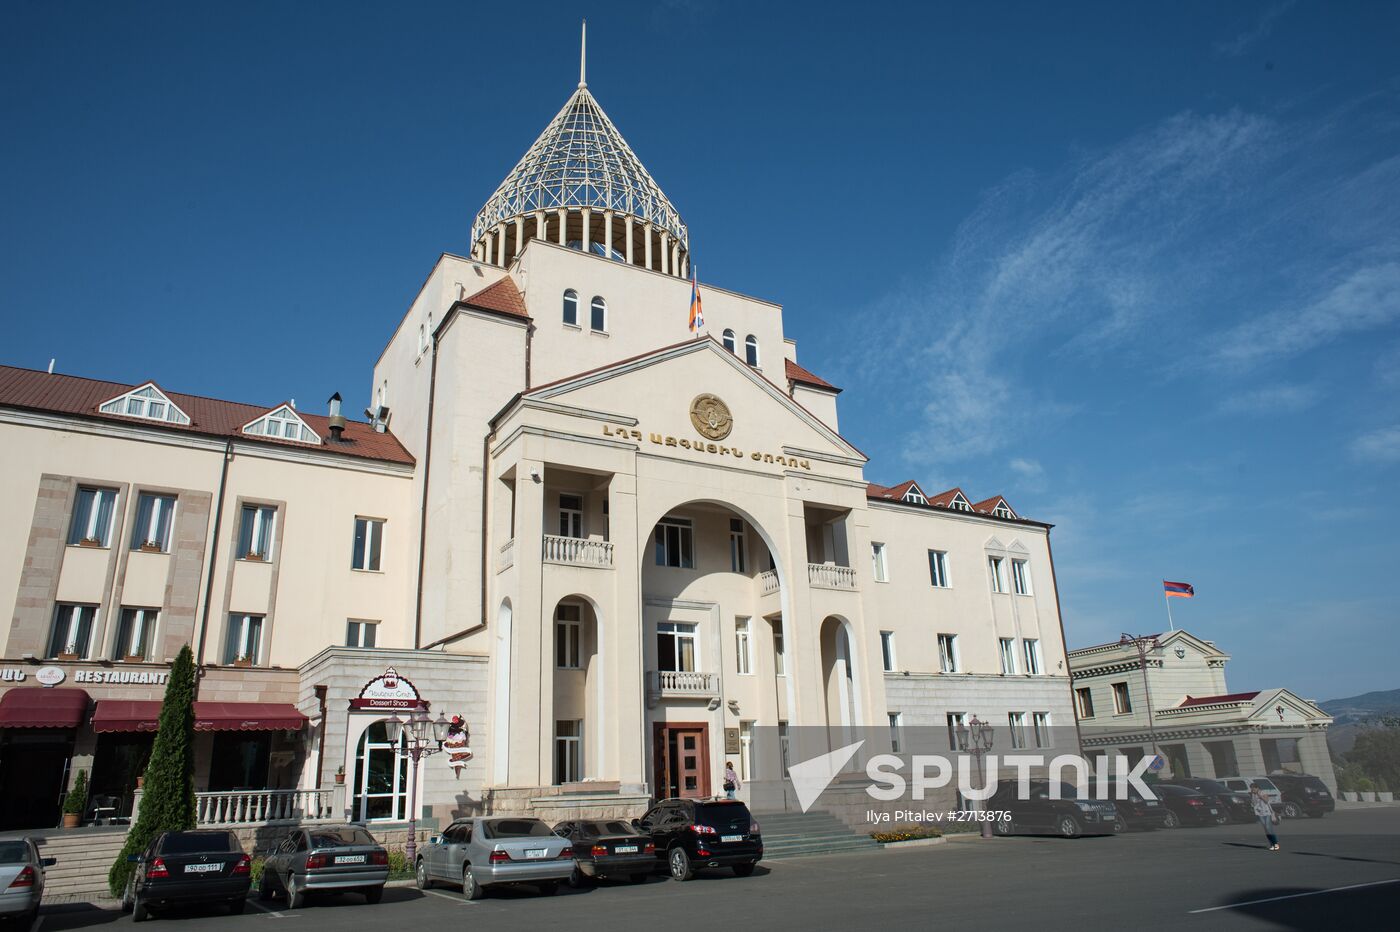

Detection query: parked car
xmin=416 ymin=817 xmax=573 ymax=900
xmin=1152 ymin=784 xmax=1224 ymax=827
xmin=1268 ymin=773 xmax=1336 ymax=819
xmin=121 ymin=830 xmax=251 ymax=922
xmin=988 ymin=779 xmax=1120 ymax=837
xmin=259 ymin=825 xmax=389 ymax=909
xmin=1089 ymin=780 xmax=1169 ymax=831
xmin=1169 ymin=778 xmax=1253 ymax=823
xmin=553 ymin=819 xmax=655 ymax=884
xmin=1220 ymin=776 xmax=1283 ymax=809
xmin=634 ymin=798 xmax=762 ymax=880
xmin=0 ymin=838 xmax=55 ymax=925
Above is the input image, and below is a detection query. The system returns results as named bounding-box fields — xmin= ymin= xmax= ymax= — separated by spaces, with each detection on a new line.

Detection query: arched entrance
xmin=820 ymin=615 xmax=861 ymax=750
xmin=351 ymin=720 xmax=408 ymax=822
xmin=550 ymin=595 xmax=602 ymax=784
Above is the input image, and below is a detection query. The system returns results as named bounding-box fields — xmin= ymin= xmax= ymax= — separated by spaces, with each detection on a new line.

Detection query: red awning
xmin=0 ymin=688 xmax=90 ymax=728
xmin=91 ymin=700 xmax=308 ymax=733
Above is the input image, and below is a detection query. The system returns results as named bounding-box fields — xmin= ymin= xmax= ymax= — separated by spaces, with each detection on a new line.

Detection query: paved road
xmin=33 ymin=808 xmax=1399 ymax=931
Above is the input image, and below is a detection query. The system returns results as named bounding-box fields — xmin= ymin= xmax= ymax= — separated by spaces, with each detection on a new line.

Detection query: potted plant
xmin=56 ymin=651 xmax=80 ymax=661
xmin=77 ymin=536 xmax=102 ymax=548
xmin=138 ymin=540 xmax=163 ymax=553
xmin=334 ymin=765 xmax=345 ymax=785
xmin=62 ymin=769 xmax=88 ymax=828
xmin=243 ymin=551 xmax=264 ymax=562
xmin=232 ymin=656 xmax=254 ymax=668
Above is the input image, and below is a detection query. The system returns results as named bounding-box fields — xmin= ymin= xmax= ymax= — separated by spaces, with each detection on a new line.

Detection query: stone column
xmin=557 ymin=208 xmax=568 ymax=245
xmin=581 ymin=208 xmax=591 ymax=254
xmin=511 ymin=457 xmax=549 ymax=788
xmin=604 ymin=210 xmax=614 ymax=259
xmin=659 ymin=231 xmax=670 ymax=276
xmin=535 ymin=211 xmax=546 ymax=242
xmin=495 ymin=224 xmax=506 ymax=266
xmin=513 ymin=216 xmax=525 ymax=260
xmin=1297 ymin=731 xmax=1338 ymax=793
xmin=644 ymin=223 xmax=653 ymax=271
xmin=605 ymin=472 xmax=646 ymax=787
xmin=625 ymin=217 xmax=634 ymax=266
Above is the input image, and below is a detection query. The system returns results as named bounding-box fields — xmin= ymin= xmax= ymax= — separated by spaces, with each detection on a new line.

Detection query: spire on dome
xmin=579 ymin=19 xmax=586 ymax=89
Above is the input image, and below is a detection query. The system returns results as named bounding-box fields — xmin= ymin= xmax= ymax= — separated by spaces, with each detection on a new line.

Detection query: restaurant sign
xmin=350 ymin=667 xmax=425 ymax=711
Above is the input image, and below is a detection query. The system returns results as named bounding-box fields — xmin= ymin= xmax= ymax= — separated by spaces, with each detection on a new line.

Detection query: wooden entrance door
xmin=653 ymin=723 xmax=710 ymax=799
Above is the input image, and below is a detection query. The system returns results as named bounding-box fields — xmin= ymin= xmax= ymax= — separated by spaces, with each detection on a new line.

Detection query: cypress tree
xmin=109 ymin=644 xmax=198 ymax=896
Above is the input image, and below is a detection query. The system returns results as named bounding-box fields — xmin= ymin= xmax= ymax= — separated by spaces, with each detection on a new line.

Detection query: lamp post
xmin=1119 ymin=633 xmax=1162 ymax=761
xmin=383 ymin=707 xmax=451 ymax=865
xmin=956 ymin=715 xmax=996 ymax=839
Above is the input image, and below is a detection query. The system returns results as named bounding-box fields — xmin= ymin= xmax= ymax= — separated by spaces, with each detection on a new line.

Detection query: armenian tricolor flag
xmin=1163 ymin=580 xmax=1194 ymax=599
xmin=688 ymin=270 xmax=704 ymax=334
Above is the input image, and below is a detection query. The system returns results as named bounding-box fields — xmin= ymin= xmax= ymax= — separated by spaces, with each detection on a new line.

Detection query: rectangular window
xmin=48 ymin=604 xmax=97 ymax=658
xmin=999 ymin=637 xmax=1017 ymax=675
xmin=130 ymin=493 xmax=175 ymax=552
xmin=1022 ymin=638 xmax=1042 ymax=675
xmin=558 ymin=494 xmax=583 ymax=539
xmin=1032 ymin=712 xmax=1051 ymax=748
xmin=880 ymin=631 xmax=897 ymax=672
xmin=352 ymin=517 xmax=384 ymax=571
xmin=554 ymin=720 xmax=582 ymax=784
xmin=346 ymin=619 xmax=378 ymax=648
xmin=656 ymin=621 xmax=697 ymax=672
xmin=1012 ymin=559 xmax=1032 ymax=595
xmin=946 ymin=712 xmax=966 ymax=751
xmin=927 ymin=549 xmax=949 ymax=588
xmin=729 ymin=518 xmax=747 ymax=573
xmin=888 ymin=712 xmax=903 ymax=753
xmin=556 ymin=604 xmax=582 ymax=669
xmin=113 ymin=607 xmax=158 ymax=661
xmin=1076 ymin=687 xmax=1095 ymax=719
xmin=937 ymin=633 xmax=959 ymax=673
xmin=69 ymin=487 xmax=118 ymax=547
xmin=224 ymin=613 xmax=264 ymax=665
xmin=739 ymin=720 xmax=755 ymax=782
xmin=772 ymin=627 xmax=786 ymax=676
xmin=654 ymin=517 xmax=694 ymax=568
xmin=735 ymin=617 xmax=752 ymax=675
xmin=872 ymin=543 xmax=888 ymax=582
xmin=1112 ymin=681 xmax=1132 ymax=714
xmin=238 ymin=504 xmax=276 ymax=561
xmin=988 ymin=556 xmax=1007 ymax=593
xmin=1008 ymin=712 xmax=1027 ymax=749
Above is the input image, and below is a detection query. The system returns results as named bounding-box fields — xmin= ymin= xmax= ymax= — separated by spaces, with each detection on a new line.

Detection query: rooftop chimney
xmin=327 ymin=392 xmax=346 ymax=442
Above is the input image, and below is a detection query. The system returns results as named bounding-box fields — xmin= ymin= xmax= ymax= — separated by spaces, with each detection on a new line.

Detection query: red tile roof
xmin=928 ymin=487 xmax=969 ymax=508
xmin=0 ymin=365 xmax=414 ymax=465
xmin=972 ymin=495 xmax=1017 ymax=517
xmin=785 ymin=358 xmax=840 ymax=392
xmin=865 ymin=481 xmax=1030 ymax=522
xmin=463 ymin=276 xmax=530 ymax=320
xmin=1178 ymin=692 xmax=1260 ymax=708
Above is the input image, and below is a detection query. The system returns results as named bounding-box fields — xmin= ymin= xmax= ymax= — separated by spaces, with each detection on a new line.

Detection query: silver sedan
xmin=415 ymin=817 xmax=574 ymax=900
xmin=0 ymin=838 xmax=54 ymax=924
xmin=259 ymin=825 xmax=389 ymax=909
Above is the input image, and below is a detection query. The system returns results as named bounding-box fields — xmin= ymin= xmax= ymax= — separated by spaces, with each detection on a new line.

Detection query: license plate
xmin=614 ymin=845 xmax=638 ymax=854
xmin=184 ymin=863 xmax=221 ymax=874
xmin=1208 ymin=809 xmax=1218 ymax=815
xmin=334 ymin=855 xmax=366 ymax=865
xmin=523 ymin=848 xmax=547 ymax=859
xmin=1145 ymin=801 xmax=1158 ymax=807
xmin=720 ymin=834 xmax=743 ymax=843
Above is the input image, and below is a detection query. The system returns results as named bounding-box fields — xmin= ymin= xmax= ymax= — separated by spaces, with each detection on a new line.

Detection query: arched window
xmin=562 ymin=289 xmax=578 ymax=326
xmin=722 ymin=329 xmax=736 ymax=353
xmin=352 ymin=721 xmax=408 ymax=821
xmin=744 ymin=335 xmax=760 ymax=367
xmin=590 ymin=296 xmax=607 ymax=332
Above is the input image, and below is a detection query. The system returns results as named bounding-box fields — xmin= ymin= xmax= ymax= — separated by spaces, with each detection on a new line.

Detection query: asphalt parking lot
xmin=30 ymin=807 xmax=1399 ymax=931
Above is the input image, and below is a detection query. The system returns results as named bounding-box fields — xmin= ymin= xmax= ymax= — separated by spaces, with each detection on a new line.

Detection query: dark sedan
xmin=1168 ymin=778 xmax=1253 ymax=823
xmin=121 ymin=830 xmax=251 ymax=921
xmin=1091 ymin=781 xmax=1169 ymax=831
xmin=1152 ymin=784 xmax=1224 ymax=827
xmin=259 ymin=825 xmax=389 ymax=909
xmin=554 ymin=819 xmax=656 ymax=885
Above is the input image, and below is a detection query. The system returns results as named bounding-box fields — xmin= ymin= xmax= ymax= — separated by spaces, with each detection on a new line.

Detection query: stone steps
xmin=753 ymin=810 xmax=882 ymax=859
xmin=30 ymin=830 xmax=130 ymax=899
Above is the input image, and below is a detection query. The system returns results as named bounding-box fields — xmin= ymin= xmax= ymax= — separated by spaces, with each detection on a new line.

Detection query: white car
xmin=1221 ymin=776 xmax=1283 ymax=808
xmin=0 ymin=837 xmax=56 ymax=925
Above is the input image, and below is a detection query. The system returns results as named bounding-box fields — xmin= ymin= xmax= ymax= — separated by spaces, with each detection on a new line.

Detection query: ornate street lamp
xmin=956 ymin=715 xmax=996 ymax=839
xmin=384 ymin=708 xmax=452 ymax=863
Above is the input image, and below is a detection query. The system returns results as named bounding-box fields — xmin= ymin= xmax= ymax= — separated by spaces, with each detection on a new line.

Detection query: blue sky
xmin=2 ymin=2 xmax=1397 ymax=700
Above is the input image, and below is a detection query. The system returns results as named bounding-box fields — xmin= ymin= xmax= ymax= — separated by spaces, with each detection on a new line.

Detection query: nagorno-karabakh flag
xmin=1163 ymin=580 xmax=1195 ymax=599
xmin=688 ymin=271 xmax=704 ymax=333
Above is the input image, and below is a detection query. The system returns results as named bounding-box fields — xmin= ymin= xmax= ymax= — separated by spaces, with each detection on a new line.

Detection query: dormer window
xmin=243 ymin=405 xmax=319 ymax=445
xmin=949 ymin=493 xmax=972 ymax=512
xmin=992 ymin=502 xmax=1015 ymax=519
xmin=98 ymin=384 xmax=190 ymax=425
xmin=903 ymin=488 xmax=927 ymax=505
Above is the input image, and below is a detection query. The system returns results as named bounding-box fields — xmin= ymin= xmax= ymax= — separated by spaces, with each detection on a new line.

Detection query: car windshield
xmin=584 ymin=820 xmax=638 ymax=836
xmin=483 ymin=819 xmax=552 ymax=839
xmin=158 ymin=833 xmax=238 ymax=854
xmin=308 ymin=828 xmax=378 ymax=848
xmin=1251 ymin=779 xmax=1278 ymax=790
xmin=1191 ymin=779 xmax=1228 ymax=793
xmin=0 ymin=842 xmax=29 ymax=863
xmin=695 ymin=802 xmax=752 ymax=827
xmin=1284 ymin=776 xmax=1330 ymax=793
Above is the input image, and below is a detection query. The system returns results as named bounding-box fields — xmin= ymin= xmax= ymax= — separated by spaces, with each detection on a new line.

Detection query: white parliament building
xmin=0 ymin=41 xmax=1078 ymax=834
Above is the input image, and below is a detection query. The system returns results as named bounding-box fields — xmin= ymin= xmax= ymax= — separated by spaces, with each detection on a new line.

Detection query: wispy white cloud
xmin=1008 ymin=457 xmax=1046 ymax=493
xmin=1214 ymin=0 xmax=1296 ymax=58
xmin=1215 ymin=382 xmax=1320 ymax=416
xmin=1350 ymin=425 xmax=1400 ymax=464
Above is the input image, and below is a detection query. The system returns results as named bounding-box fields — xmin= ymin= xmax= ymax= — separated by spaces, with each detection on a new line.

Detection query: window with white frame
xmin=744 ymin=334 xmax=759 ymax=367
xmin=558 ymin=494 xmax=584 ymax=539
xmin=1032 ymin=712 xmax=1051 ymax=748
xmin=224 ymin=613 xmax=264 ymax=665
xmin=949 ymin=492 xmax=972 ymax=512
xmin=772 ymin=626 xmax=786 ymax=676
xmin=999 ymin=637 xmax=1018 ymax=675
xmin=98 ymin=383 xmax=190 ymax=425
xmin=871 ymin=542 xmax=888 ymax=582
xmin=243 ymin=405 xmax=319 ymax=444
xmin=722 ymin=329 xmax=736 ymax=353
xmin=346 ymin=619 xmax=378 ymax=648
xmin=654 ymin=517 xmax=694 ymax=568
xmin=1023 ymin=638 xmax=1042 ymax=675
xmin=238 ymin=504 xmax=276 ymax=560
xmin=562 ymin=289 xmax=579 ymax=326
xmin=556 ymin=604 xmax=583 ymax=669
xmin=729 ymin=518 xmax=747 ymax=573
xmin=656 ymin=621 xmax=697 ymax=672
xmin=1012 ymin=559 xmax=1032 ymax=595
xmin=988 ymin=556 xmax=1007 ymax=593
xmin=589 ymin=296 xmax=607 ymax=332
xmin=937 ymin=633 xmax=959 ymax=673
xmin=1009 ymin=712 xmax=1028 ymax=749
xmin=927 ymin=549 xmax=949 ymax=588
xmin=739 ymin=720 xmax=754 ymax=781
xmin=554 ymin=720 xmax=583 ymax=784
xmin=352 ymin=517 xmax=384 ymax=571
xmin=69 ymin=487 xmax=118 ymax=547
xmin=48 ymin=604 xmax=97 ymax=658
xmin=946 ymin=712 xmax=966 ymax=751
xmin=992 ymin=501 xmax=1015 ymax=518
xmin=735 ymin=617 xmax=752 ymax=674
xmin=1112 ymin=681 xmax=1132 ymax=714
xmin=1076 ymin=687 xmax=1095 ymax=719
xmin=888 ymin=712 xmax=904 ymax=753
xmin=903 ymin=487 xmax=927 ymax=505
xmin=131 ymin=492 xmax=176 ymax=552
xmin=113 ymin=607 xmax=158 ymax=661
xmin=880 ymin=631 xmax=897 ymax=672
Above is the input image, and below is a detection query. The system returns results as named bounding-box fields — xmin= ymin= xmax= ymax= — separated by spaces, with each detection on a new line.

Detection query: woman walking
xmin=1251 ymin=785 xmax=1280 ymax=850
xmin=723 ymin=762 xmax=741 ymax=800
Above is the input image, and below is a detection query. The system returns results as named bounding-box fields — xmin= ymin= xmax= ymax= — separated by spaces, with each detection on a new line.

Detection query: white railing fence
xmin=195 ymin=789 xmax=336 ymax=826
xmin=757 ymin=569 xmax=780 ymax=594
xmin=542 ymin=535 xmax=614 ymax=567
xmin=652 ymin=670 xmax=717 ymax=695
xmin=808 ymin=562 xmax=858 ymax=590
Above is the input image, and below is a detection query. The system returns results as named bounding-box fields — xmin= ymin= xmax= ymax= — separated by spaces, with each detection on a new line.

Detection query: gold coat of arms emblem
xmin=690 ymin=394 xmax=733 ymax=440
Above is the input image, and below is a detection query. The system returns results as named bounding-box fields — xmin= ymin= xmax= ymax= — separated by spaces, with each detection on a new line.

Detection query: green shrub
xmin=63 ymin=769 xmax=88 ymax=816
xmin=869 ymin=823 xmax=942 ymax=843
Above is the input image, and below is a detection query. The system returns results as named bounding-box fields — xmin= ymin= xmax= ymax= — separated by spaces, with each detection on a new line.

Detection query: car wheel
xmin=415 ymin=859 xmax=434 ymax=891
xmin=1056 ymin=815 xmax=1082 ymax=838
xmin=462 ymin=866 xmax=485 ymax=901
xmin=993 ymin=817 xmax=1014 ymax=836
xmin=286 ymin=875 xmax=305 ymax=911
xmin=229 ymin=898 xmax=246 ymax=915
xmin=733 ymin=863 xmax=755 ymax=877
xmin=1162 ymin=810 xmax=1181 ymax=829
xmin=258 ymin=870 xmax=276 ymax=901
xmin=120 ymin=881 xmax=135 ymax=913
xmin=1113 ymin=816 xmax=1127 ymax=834
xmin=630 ymin=873 xmax=649 ymax=884
xmin=668 ymin=846 xmax=693 ymax=882
xmin=131 ymin=896 xmax=150 ymax=923
xmin=1282 ymin=802 xmax=1302 ymax=819
xmin=567 ymin=865 xmax=591 ymax=889
xmin=364 ymin=886 xmax=383 ymax=905
xmin=537 ymin=881 xmax=559 ymax=896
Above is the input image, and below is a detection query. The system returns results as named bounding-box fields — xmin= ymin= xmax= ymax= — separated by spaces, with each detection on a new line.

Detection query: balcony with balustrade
xmin=647 ymin=670 xmax=719 ymax=708
xmin=808 ymin=562 xmax=858 ymax=590
xmin=542 ymin=534 xmax=614 ymax=568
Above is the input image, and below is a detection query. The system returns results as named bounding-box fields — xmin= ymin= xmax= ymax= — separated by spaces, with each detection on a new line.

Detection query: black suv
xmin=1269 ymin=773 xmax=1336 ymax=819
xmin=989 ymin=779 xmax=1120 ymax=837
xmin=1170 ymin=778 xmax=1253 ymax=823
xmin=1089 ymin=779 xmax=1169 ymax=831
xmin=634 ymin=798 xmax=762 ymax=880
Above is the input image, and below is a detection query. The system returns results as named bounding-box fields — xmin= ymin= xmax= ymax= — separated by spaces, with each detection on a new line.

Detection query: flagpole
xmin=1163 ymin=590 xmax=1176 ymax=632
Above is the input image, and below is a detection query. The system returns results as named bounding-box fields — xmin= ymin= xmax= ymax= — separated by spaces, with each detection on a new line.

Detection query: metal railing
xmin=808 ymin=562 xmax=858 ymax=590
xmin=195 ymin=789 xmax=336 ymax=826
xmin=757 ymin=569 xmax=780 ymax=594
xmin=542 ymin=535 xmax=614 ymax=567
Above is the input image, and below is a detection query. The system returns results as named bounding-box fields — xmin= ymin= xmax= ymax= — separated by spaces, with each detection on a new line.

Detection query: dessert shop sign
xmin=349 ymin=667 xmax=426 ymax=711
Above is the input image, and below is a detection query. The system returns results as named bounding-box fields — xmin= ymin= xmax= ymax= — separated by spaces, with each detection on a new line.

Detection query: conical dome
xmin=470 ymin=81 xmax=690 ymax=278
